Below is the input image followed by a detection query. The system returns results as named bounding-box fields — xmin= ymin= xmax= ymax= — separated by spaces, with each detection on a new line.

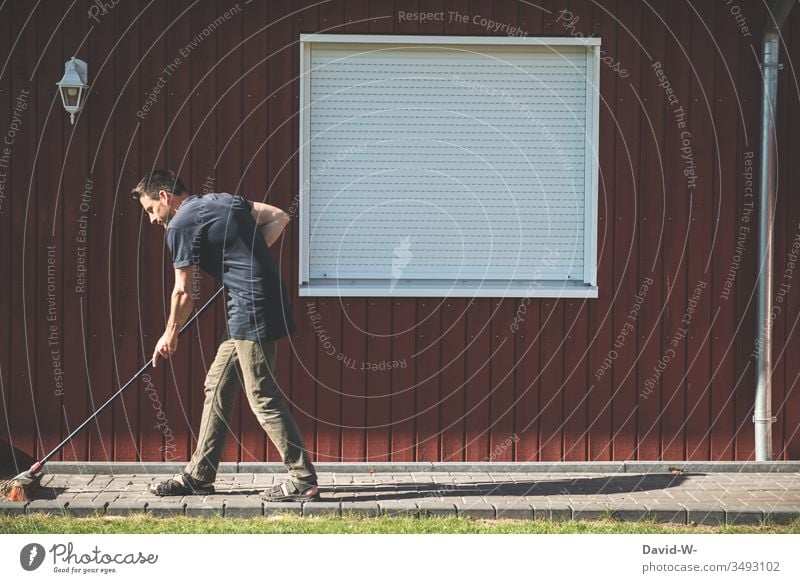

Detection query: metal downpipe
xmin=755 ymin=0 xmax=794 ymax=461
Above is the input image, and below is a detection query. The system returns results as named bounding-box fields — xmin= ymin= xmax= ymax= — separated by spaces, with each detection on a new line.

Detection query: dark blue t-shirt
xmin=165 ymin=193 xmax=295 ymax=341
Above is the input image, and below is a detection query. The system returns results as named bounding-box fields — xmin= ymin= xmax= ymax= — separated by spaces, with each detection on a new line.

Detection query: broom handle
xmin=28 ymin=286 xmax=226 ymax=474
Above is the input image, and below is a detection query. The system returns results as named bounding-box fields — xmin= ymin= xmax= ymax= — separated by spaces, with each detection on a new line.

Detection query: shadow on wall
xmin=0 ymin=442 xmax=36 ymax=471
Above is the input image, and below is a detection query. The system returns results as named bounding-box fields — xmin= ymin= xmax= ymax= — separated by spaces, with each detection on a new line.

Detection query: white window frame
xmin=298 ymin=34 xmax=600 ymax=298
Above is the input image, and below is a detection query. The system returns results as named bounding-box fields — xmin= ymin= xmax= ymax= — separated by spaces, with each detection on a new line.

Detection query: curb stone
xmin=65 ymin=501 xmax=108 ymax=517
xmin=532 ymin=504 xmax=571 ymax=521
xmin=303 ymin=501 xmax=342 ymax=517
xmin=185 ymin=501 xmax=224 ymax=518
xmin=378 ymin=501 xmax=418 ymax=517
xmin=643 ymin=504 xmax=687 ymax=524
xmin=106 ymin=501 xmax=147 ymax=516
xmin=340 ymin=502 xmax=381 ymax=517
xmin=681 ymin=505 xmax=726 ymax=526
xmin=531 ymin=501 xmax=572 ymax=521
xmin=146 ymin=502 xmax=186 ymax=517
xmin=725 ymin=507 xmax=764 ymax=525
xmin=610 ymin=505 xmax=650 ymax=522
xmin=456 ymin=503 xmax=496 ymax=519
xmin=763 ymin=508 xmax=800 ymax=525
xmin=263 ymin=502 xmax=302 ymax=516
xmin=417 ymin=501 xmax=458 ymax=517
xmin=494 ymin=503 xmax=534 ymax=520
xmin=571 ymin=503 xmax=610 ymax=521
xmin=0 ymin=501 xmax=28 ymax=516
xmin=224 ymin=501 xmax=264 ymax=518
xmin=26 ymin=500 xmax=68 ymax=515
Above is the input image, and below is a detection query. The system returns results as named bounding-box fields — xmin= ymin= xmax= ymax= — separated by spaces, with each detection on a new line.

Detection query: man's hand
xmin=153 ymin=266 xmax=195 ymax=367
xmin=152 ymin=331 xmax=178 ymax=368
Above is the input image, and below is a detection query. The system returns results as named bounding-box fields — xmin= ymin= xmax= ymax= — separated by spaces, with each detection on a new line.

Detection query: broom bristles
xmin=6 ymin=482 xmax=31 ymax=502
xmin=2 ymin=470 xmax=42 ymax=502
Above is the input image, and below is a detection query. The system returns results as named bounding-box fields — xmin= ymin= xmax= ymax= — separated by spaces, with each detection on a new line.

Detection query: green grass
xmin=2 ymin=514 xmax=799 ymax=534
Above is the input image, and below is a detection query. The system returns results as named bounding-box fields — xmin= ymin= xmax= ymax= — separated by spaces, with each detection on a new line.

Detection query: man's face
xmin=139 ymin=190 xmax=173 ymax=229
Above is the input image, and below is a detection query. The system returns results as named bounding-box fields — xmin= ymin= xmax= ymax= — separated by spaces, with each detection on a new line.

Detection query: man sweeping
xmin=133 ymin=169 xmax=319 ymax=502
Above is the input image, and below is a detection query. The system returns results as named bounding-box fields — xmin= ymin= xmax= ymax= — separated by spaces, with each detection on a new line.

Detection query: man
xmin=133 ymin=169 xmax=319 ymax=502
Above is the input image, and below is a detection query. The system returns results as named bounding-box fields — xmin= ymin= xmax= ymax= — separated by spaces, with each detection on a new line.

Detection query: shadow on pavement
xmin=324 ymin=473 xmax=695 ymax=502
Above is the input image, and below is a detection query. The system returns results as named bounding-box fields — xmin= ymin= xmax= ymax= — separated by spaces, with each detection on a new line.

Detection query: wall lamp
xmin=56 ymin=57 xmax=88 ymax=124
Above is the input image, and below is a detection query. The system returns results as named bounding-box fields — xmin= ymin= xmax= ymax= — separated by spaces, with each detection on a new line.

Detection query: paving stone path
xmin=2 ymin=470 xmax=799 ymax=525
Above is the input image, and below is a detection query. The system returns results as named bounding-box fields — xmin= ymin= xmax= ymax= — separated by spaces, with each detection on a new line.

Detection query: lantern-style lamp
xmin=56 ymin=57 xmax=88 ymax=124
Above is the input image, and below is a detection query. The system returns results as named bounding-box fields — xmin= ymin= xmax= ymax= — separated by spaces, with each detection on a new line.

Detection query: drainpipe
xmin=755 ymin=0 xmax=795 ymax=461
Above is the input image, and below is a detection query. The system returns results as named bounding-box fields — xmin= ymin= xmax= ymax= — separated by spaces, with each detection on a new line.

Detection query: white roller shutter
xmin=299 ymin=35 xmax=600 ymax=298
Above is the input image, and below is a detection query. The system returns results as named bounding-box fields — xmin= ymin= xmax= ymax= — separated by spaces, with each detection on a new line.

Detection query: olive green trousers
xmin=184 ymin=338 xmax=317 ymax=485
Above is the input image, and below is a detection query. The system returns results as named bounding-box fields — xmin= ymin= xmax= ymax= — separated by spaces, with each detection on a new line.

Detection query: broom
xmin=1 ymin=286 xmax=224 ymax=502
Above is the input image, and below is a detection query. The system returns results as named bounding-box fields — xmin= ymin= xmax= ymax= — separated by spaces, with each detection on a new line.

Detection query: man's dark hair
xmin=132 ymin=169 xmax=188 ymax=201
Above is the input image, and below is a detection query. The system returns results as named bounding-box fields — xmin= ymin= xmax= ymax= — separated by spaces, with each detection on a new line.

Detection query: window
xmin=298 ymin=34 xmax=600 ymax=298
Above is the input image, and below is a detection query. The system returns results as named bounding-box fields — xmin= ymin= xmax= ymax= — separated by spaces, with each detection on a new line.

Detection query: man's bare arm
xmin=153 ymin=266 xmax=195 ymax=367
xmin=165 ymin=266 xmax=195 ymax=335
xmin=251 ymin=200 xmax=290 ymax=247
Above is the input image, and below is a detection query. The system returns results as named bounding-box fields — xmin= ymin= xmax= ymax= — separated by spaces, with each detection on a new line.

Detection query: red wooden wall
xmin=1 ymin=0 xmax=799 ymax=466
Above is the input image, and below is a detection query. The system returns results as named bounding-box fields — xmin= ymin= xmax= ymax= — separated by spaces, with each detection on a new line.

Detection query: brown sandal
xmin=148 ymin=473 xmax=214 ymax=497
xmin=261 ymin=479 xmax=320 ymax=502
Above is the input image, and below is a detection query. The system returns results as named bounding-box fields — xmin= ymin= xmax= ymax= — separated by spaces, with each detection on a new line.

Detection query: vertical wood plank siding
xmin=1 ymin=0 xmax=798 ymax=465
